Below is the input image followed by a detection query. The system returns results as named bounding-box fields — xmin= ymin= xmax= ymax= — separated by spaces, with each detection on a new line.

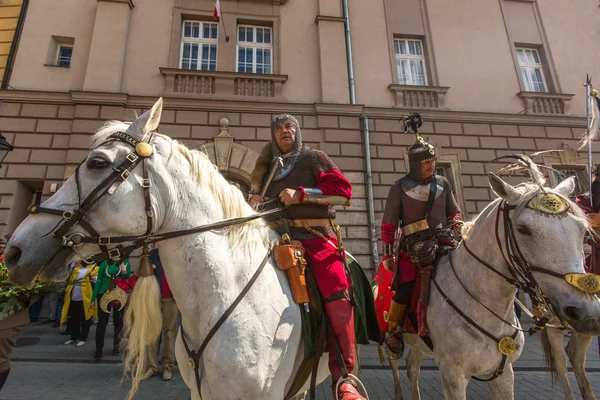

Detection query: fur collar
xmin=250 ymin=143 xmax=273 ymax=194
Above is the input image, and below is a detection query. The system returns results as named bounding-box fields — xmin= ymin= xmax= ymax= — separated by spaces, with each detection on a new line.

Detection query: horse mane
xmin=91 ymin=121 xmax=271 ymax=250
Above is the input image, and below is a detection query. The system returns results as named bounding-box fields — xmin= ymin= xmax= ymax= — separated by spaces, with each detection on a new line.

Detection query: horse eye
xmin=88 ymin=157 xmax=109 ymax=170
xmin=517 ymin=226 xmax=532 ymax=236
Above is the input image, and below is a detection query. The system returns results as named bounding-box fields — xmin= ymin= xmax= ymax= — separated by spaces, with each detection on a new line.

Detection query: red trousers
xmin=299 ymin=237 xmax=350 ymax=299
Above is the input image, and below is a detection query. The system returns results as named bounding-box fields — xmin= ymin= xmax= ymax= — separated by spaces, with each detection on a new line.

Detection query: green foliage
xmin=0 ymin=261 xmax=64 ymax=320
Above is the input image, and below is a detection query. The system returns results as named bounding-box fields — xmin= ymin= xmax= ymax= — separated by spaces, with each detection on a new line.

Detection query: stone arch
xmin=199 ymin=117 xmax=260 ymax=195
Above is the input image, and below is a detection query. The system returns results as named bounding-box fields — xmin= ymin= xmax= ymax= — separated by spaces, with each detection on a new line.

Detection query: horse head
xmin=488 ymin=173 xmax=600 ymax=335
xmin=4 ymin=98 xmax=172 ymax=285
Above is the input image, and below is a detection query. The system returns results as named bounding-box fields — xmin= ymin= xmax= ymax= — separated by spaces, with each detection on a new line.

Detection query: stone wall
xmin=0 ymin=92 xmax=593 ymax=271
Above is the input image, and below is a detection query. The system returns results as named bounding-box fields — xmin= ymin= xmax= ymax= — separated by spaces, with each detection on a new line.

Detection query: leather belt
xmin=402 ymin=219 xmax=429 ymax=236
xmin=270 ymin=219 xmax=331 ymax=229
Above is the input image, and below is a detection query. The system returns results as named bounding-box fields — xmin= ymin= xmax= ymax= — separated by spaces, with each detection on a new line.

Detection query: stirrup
xmin=335 ymin=374 xmax=369 ymax=400
xmin=384 ymin=329 xmax=404 ymax=360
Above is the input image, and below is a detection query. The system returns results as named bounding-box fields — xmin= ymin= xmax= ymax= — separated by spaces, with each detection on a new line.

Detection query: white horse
xmin=3 ymin=99 xmax=332 ymax=400
xmin=542 ymin=324 xmax=596 ymax=400
xmin=384 ymin=176 xmax=600 ymax=400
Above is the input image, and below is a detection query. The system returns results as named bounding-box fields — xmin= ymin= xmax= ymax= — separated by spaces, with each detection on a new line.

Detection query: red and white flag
xmin=214 ymin=0 xmax=222 ymax=20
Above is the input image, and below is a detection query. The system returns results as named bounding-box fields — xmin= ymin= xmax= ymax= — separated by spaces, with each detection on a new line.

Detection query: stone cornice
xmin=159 ymin=67 xmax=288 ymax=83
xmin=0 ymin=89 xmax=72 ymax=104
xmin=0 ymin=89 xmax=588 ymax=127
xmin=315 ymin=103 xmax=364 ymax=116
xmin=315 ymin=15 xmax=345 ymax=24
xmin=97 ymin=0 xmax=134 ymax=9
xmin=363 ymin=106 xmax=586 ymax=127
xmin=71 ymin=91 xmax=129 ymax=106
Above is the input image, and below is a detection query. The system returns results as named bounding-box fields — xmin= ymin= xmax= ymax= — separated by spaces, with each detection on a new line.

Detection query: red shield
xmin=371 ymin=262 xmax=395 ymax=336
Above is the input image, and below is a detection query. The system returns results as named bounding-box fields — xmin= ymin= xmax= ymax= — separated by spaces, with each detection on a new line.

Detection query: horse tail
xmin=540 ymin=328 xmax=557 ymax=384
xmin=123 ymin=275 xmax=162 ymax=400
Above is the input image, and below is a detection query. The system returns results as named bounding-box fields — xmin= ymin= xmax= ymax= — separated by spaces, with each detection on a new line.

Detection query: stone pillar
xmin=83 ymin=0 xmax=134 ymax=92
xmin=316 ymin=0 xmax=349 ymax=103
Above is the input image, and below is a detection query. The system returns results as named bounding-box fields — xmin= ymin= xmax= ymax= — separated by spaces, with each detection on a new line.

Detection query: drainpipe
xmin=2 ymin=0 xmax=29 ymax=89
xmin=341 ymin=0 xmax=378 ymax=270
xmin=360 ymin=115 xmax=379 ymax=271
xmin=342 ymin=0 xmax=355 ymax=104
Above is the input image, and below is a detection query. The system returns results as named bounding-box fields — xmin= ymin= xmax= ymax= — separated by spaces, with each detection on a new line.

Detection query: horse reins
xmin=431 ymin=197 xmax=585 ymax=381
xmin=28 ymin=131 xmax=286 ymax=264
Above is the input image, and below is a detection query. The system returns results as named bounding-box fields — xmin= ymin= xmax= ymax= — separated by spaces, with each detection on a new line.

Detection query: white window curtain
xmin=394 ymin=39 xmax=427 ymax=86
xmin=516 ymin=48 xmax=547 ymax=93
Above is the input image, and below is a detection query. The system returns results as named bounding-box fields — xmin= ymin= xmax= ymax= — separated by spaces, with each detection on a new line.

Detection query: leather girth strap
xmin=179 ymin=249 xmax=271 ymax=399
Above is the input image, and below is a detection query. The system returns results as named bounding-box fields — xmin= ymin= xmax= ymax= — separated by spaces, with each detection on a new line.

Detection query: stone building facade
xmin=0 ymin=0 xmax=599 ymax=270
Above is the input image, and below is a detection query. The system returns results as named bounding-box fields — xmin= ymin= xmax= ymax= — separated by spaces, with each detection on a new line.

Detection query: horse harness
xmin=432 ymin=192 xmax=600 ymax=381
xmin=27 ymin=130 xmax=284 ymax=263
xmin=24 ymin=130 xmax=289 ymax=397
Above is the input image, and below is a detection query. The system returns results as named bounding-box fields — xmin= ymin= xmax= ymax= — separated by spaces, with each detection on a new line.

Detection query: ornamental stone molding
xmin=160 ymin=68 xmax=288 ymax=102
xmin=200 ymin=118 xmax=259 ymax=185
xmin=517 ymin=91 xmax=575 ymax=116
xmin=388 ymin=84 xmax=450 ymax=109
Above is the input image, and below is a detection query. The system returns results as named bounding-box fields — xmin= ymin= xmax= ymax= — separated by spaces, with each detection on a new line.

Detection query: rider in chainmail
xmin=380 ymin=113 xmax=463 ymax=358
xmin=249 ymin=114 xmax=365 ymax=400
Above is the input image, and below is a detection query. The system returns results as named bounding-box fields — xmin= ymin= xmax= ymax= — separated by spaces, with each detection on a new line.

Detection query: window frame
xmin=179 ymin=20 xmax=219 ymax=72
xmin=56 ymin=45 xmax=73 ymax=68
xmin=235 ymin=25 xmax=273 ymax=74
xmin=516 ymin=47 xmax=548 ymax=93
xmin=393 ymin=38 xmax=428 ymax=86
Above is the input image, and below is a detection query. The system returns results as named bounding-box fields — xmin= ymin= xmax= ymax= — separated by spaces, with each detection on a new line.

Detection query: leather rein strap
xmin=431 ymin=277 xmax=518 ymax=382
xmin=28 ymin=132 xmax=286 ymax=264
xmin=179 ymin=249 xmax=272 ymax=400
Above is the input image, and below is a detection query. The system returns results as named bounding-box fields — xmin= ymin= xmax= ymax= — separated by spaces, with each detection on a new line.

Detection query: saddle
xmin=272 ymin=239 xmax=381 ymax=400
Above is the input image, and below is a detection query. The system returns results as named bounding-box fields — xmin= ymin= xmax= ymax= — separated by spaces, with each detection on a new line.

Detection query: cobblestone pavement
xmin=3 ymin=319 xmax=599 ymax=399
xmin=1 ymin=362 xmax=599 ymax=400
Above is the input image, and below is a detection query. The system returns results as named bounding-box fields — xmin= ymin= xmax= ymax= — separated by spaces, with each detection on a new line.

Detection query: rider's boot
xmin=324 ymin=297 xmax=366 ymax=400
xmin=385 ymin=300 xmax=407 ymax=359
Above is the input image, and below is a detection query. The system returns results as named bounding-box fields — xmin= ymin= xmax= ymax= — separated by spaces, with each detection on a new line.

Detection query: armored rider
xmin=380 ymin=113 xmax=463 ymax=357
xmin=249 ymin=114 xmax=364 ymax=400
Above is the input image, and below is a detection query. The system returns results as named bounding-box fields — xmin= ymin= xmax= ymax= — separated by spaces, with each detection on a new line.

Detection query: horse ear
xmin=488 ymin=173 xmax=520 ymax=203
xmin=126 ymin=98 xmax=163 ymax=139
xmin=554 ymin=176 xmax=575 ymax=196
xmin=144 ymin=98 xmax=163 ymax=133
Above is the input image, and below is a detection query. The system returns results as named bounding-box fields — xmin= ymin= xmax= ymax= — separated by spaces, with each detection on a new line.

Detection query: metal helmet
xmin=401 ymin=113 xmax=437 ymax=181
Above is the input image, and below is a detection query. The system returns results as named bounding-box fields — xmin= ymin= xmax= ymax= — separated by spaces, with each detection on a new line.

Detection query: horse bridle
xmin=28 ymin=131 xmax=157 ymax=265
xmin=28 ymin=131 xmax=285 ymax=266
xmin=460 ymin=195 xmax=600 ymax=333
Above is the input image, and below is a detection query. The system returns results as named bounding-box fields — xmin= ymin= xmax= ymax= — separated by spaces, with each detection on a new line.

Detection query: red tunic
xmin=262 ymin=146 xmax=353 ymax=299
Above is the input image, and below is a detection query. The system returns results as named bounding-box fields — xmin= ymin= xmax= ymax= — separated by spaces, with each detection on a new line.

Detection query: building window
xmin=394 ymin=38 xmax=427 ymax=86
xmin=236 ymin=25 xmax=272 ymax=74
xmin=180 ymin=21 xmax=218 ymax=71
xmin=56 ymin=46 xmax=72 ymax=67
xmin=553 ymin=166 xmax=588 ymax=198
xmin=517 ymin=48 xmax=547 ymax=93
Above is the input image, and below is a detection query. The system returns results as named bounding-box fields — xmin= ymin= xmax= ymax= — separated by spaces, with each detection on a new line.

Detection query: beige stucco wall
xmin=121 ymin=0 xmax=173 ymax=95
xmin=427 ymin=0 xmax=522 ymax=114
xmin=6 ymin=0 xmax=600 ymax=115
xmin=83 ymin=1 xmax=132 ymax=92
xmin=9 ymin=0 xmax=96 ymax=91
xmin=350 ymin=0 xmax=395 ymax=107
xmin=537 ymin=0 xmax=600 ymax=118
xmin=279 ymin=0 xmax=320 ymax=102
